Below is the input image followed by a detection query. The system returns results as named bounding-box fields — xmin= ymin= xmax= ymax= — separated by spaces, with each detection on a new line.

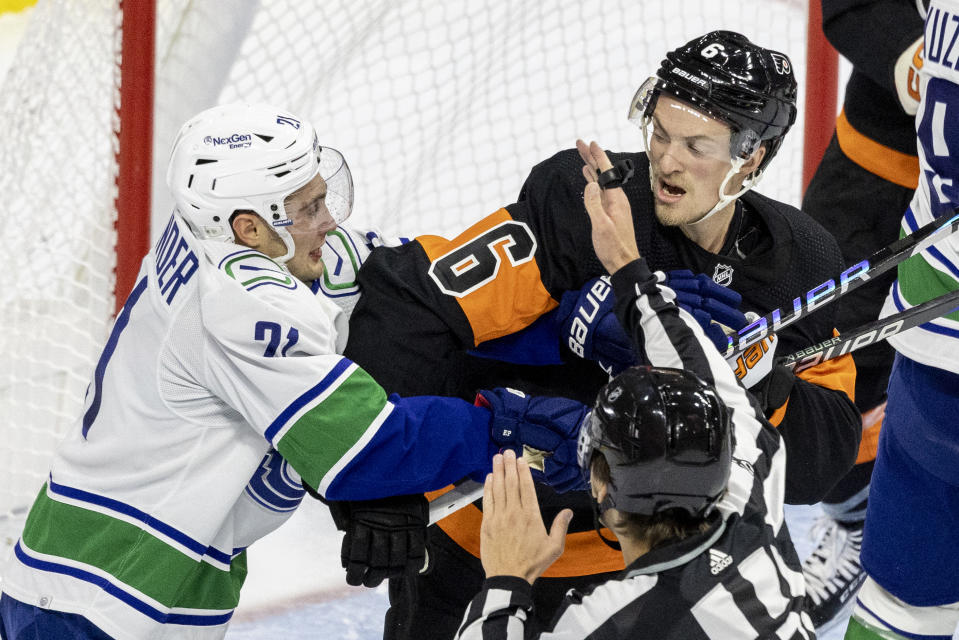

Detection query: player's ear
xmin=740 ymin=143 xmax=767 ymax=175
xmin=231 ymin=210 xmax=262 ymax=248
xmin=591 ymin=478 xmax=608 ymax=504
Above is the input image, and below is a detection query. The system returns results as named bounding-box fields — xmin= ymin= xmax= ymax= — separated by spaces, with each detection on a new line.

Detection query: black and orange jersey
xmin=823 ymin=0 xmax=923 ymax=187
xmin=344 ymin=148 xmax=860 ymax=574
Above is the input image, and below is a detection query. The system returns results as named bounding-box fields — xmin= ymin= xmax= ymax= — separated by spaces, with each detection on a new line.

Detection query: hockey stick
xmin=778 ymin=287 xmax=959 ymax=372
xmin=431 ymin=290 xmax=959 ymax=523
xmin=428 ymin=446 xmax=547 ymax=524
xmin=428 ymin=477 xmax=484 ymax=525
xmin=722 ymin=210 xmax=959 ymax=359
xmin=430 ymin=214 xmax=959 ymax=523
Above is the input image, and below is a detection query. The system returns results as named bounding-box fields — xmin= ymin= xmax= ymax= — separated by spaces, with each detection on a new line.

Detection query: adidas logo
xmin=709 ymin=549 xmax=733 ymax=575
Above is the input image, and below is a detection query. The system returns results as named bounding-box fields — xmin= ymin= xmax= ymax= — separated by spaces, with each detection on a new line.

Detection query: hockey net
xmin=0 ymin=0 xmax=827 ymax=571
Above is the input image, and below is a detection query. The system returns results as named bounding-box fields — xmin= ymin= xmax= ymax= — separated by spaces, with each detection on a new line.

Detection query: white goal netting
xmin=0 ymin=0 xmax=815 ymax=570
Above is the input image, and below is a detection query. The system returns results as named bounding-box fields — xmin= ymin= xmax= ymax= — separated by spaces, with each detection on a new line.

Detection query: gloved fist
xmin=535 ymin=426 xmax=589 ymax=493
xmin=476 ymin=388 xmax=590 ymax=492
xmin=327 ymin=494 xmax=429 ymax=587
xmin=558 ymin=276 xmax=637 ymax=375
xmin=660 ymin=269 xmax=748 ymax=352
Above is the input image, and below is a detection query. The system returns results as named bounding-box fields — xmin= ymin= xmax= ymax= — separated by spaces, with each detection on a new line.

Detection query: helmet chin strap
xmin=591 ymin=493 xmax=622 ymax=552
xmin=689 ymin=157 xmax=763 ymax=225
xmin=273 ymin=226 xmax=296 ymax=264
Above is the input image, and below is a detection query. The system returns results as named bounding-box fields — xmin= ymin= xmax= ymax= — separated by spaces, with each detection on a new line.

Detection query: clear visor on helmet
xmin=274 ymin=147 xmax=353 ymax=248
xmin=628 ymin=76 xmax=763 ymax=165
xmin=627 ymin=76 xmax=663 ymax=127
xmin=317 ymin=146 xmax=353 ymax=225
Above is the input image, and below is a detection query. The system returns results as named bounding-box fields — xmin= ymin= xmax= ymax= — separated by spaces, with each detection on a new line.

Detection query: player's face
xmin=282 ymin=173 xmax=337 ymax=283
xmin=646 ymin=96 xmax=739 ymax=227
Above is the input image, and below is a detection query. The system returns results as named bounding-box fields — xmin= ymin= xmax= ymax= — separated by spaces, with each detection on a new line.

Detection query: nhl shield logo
xmin=770 ymin=53 xmax=791 ymax=75
xmin=712 ymin=263 xmax=734 ymax=286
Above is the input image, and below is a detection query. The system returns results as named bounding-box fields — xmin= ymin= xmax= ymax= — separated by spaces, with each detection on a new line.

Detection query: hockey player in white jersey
xmin=848 ymin=1 xmax=959 ymax=638
xmin=0 ymin=103 xmax=589 ymax=640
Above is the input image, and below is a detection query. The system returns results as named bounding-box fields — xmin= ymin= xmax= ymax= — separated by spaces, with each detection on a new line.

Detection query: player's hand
xmin=577 ymin=139 xmax=640 ymax=273
xmin=327 ymin=494 xmax=430 ymax=587
xmin=479 ymin=450 xmax=572 ymax=584
xmin=477 ymin=388 xmax=590 ymax=492
xmin=660 ymin=269 xmax=748 ymax=352
xmin=557 ymin=276 xmax=637 ymax=375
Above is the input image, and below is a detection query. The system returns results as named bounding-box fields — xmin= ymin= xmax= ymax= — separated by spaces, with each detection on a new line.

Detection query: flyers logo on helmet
xmin=770 ymin=53 xmax=791 ymax=75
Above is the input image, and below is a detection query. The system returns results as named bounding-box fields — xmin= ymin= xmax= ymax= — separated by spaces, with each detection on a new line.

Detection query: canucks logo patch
xmin=245 ymin=449 xmax=305 ymax=513
xmin=318 ymin=228 xmax=364 ymax=299
xmin=220 ymin=250 xmax=297 ymax=291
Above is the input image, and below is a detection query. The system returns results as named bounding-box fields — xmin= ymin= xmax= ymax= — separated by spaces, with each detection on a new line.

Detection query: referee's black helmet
xmin=578 ymin=365 xmax=734 ymax=518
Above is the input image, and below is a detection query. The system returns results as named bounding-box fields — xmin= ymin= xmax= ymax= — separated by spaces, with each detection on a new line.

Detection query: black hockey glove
xmin=327 ymin=494 xmax=430 ymax=588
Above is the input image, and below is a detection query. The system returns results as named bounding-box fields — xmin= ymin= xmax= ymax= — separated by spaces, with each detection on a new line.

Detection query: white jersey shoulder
xmin=315 ymin=225 xmax=408 ymax=317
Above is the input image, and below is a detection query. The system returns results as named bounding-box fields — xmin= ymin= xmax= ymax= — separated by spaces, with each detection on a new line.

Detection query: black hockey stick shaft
xmin=778 ymin=287 xmax=959 ymax=372
xmin=722 ymin=209 xmax=959 ymax=359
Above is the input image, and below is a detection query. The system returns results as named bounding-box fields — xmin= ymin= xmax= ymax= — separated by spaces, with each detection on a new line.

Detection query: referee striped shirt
xmin=455 ymin=259 xmax=815 ymax=639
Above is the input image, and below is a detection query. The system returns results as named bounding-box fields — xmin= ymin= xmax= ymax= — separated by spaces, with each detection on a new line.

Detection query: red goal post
xmin=0 ymin=0 xmax=838 ymax=568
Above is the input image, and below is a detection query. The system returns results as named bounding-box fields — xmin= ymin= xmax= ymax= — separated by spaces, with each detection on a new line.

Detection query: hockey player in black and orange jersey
xmin=338 ymin=31 xmax=861 ymax=638
xmin=799 ymin=0 xmax=924 ymax=630
xmin=454 ymin=139 xmax=815 ymax=640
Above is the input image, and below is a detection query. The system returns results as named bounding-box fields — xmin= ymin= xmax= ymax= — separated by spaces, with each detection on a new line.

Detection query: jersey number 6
xmin=427 ymin=220 xmax=537 ymax=297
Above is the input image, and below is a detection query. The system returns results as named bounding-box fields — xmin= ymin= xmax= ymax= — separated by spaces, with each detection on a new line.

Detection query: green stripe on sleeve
xmin=275 ymin=366 xmax=389 ymax=490
xmin=21 ymin=486 xmax=246 ymax=611
xmin=898 ymin=252 xmax=959 ymax=322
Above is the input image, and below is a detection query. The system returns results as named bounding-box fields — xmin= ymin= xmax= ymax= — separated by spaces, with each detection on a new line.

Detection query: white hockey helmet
xmin=166 ymin=102 xmax=353 ymax=262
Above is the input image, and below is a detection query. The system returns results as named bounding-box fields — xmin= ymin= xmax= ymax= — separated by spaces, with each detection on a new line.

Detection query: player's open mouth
xmin=657 ymin=178 xmax=686 ymax=203
xmin=309 ymin=248 xmax=323 ymax=261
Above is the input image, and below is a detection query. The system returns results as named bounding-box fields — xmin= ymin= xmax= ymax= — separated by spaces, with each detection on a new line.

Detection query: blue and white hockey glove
xmin=557 ymin=276 xmax=637 ymax=376
xmin=661 ymin=269 xmax=748 ymax=352
xmin=468 ymin=276 xmax=637 ymax=374
xmin=476 ymin=388 xmax=590 ymax=493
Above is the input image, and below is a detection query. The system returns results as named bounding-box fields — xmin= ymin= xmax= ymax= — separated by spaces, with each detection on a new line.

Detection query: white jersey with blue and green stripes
xmin=881 ymin=11 xmax=959 ymax=374
xmin=1 ymin=215 xmax=490 ymax=639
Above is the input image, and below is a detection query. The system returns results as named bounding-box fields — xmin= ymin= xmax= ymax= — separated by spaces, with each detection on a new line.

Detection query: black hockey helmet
xmin=577 ymin=366 xmax=733 ymax=518
xmin=629 ymin=30 xmax=798 ymax=173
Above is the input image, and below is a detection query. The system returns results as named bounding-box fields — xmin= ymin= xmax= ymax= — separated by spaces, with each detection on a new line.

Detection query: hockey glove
xmin=557 ymin=276 xmax=637 ymax=376
xmin=661 ymin=269 xmax=748 ymax=352
xmin=327 ymin=494 xmax=430 ymax=588
xmin=477 ymin=388 xmax=590 ymax=493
